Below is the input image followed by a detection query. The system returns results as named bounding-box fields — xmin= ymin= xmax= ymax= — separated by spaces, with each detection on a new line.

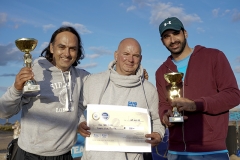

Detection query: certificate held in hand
xmin=86 ymin=104 xmax=151 ymax=152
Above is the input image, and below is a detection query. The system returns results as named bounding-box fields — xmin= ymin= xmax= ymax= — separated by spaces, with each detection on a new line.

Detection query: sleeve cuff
xmin=194 ymin=98 xmax=205 ymax=112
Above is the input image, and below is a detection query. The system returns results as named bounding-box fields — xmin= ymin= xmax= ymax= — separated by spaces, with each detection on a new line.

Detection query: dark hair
xmin=40 ymin=26 xmax=84 ymax=66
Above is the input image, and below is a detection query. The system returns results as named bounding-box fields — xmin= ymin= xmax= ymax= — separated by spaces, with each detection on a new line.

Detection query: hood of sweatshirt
xmin=162 ymin=45 xmax=205 ymax=71
xmin=108 ymin=60 xmax=144 ymax=88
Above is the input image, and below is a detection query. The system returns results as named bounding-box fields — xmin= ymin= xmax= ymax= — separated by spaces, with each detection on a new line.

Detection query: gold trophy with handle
xmin=164 ymin=72 xmax=184 ymax=122
xmin=15 ymin=38 xmax=40 ymax=93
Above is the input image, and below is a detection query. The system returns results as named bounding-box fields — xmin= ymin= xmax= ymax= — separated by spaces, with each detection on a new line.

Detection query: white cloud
xmin=211 ymin=8 xmax=240 ymax=21
xmin=127 ymin=6 xmax=136 ymax=12
xmin=86 ymin=54 xmax=100 ymax=59
xmin=149 ymin=2 xmax=202 ymax=26
xmin=86 ymin=46 xmax=113 ymax=59
xmin=0 ymin=43 xmax=22 ymax=66
xmin=43 ymin=24 xmax=56 ymax=32
xmin=235 ymin=66 xmax=240 ymax=73
xmin=133 ymin=0 xmax=153 ymax=7
xmin=14 ymin=24 xmax=19 ymax=29
xmin=79 ymin=63 xmax=98 ymax=69
xmin=62 ymin=21 xmax=92 ymax=34
xmin=11 ymin=17 xmax=27 ymax=24
xmin=236 ymin=57 xmax=240 ymax=63
xmin=0 ymin=73 xmax=16 ymax=77
xmin=232 ymin=9 xmax=240 ymax=22
xmin=197 ymin=27 xmax=205 ymax=33
xmin=212 ymin=8 xmax=220 ymax=17
xmin=223 ymin=9 xmax=231 ymax=15
xmin=89 ymin=46 xmax=112 ymax=55
xmin=121 ymin=0 xmax=151 ymax=12
xmin=0 ymin=13 xmax=7 ymax=26
xmin=40 ymin=42 xmax=49 ymax=50
xmin=0 ymin=86 xmax=8 ymax=92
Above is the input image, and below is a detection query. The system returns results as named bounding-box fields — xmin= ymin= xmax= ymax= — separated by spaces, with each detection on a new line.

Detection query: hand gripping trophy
xmin=15 ymin=38 xmax=40 ymax=93
xmin=164 ymin=72 xmax=184 ymax=122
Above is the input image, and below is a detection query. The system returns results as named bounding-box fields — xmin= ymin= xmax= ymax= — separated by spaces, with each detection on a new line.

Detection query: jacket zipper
xmin=182 ymin=81 xmax=187 ymax=151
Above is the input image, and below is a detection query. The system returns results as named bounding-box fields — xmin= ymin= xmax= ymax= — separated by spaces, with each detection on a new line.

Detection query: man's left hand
xmin=145 ymin=132 xmax=161 ymax=147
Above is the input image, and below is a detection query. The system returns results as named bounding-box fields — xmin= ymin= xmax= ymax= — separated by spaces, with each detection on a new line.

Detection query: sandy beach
xmin=0 ymin=130 xmax=13 ymax=160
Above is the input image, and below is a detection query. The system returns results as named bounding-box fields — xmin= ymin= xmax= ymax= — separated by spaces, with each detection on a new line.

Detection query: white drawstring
xmin=68 ymin=71 xmax=72 ymax=102
xmin=61 ymin=70 xmax=72 ymax=112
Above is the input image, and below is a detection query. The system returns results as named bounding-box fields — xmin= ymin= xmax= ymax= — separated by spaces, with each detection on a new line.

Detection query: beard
xmin=166 ymin=38 xmax=187 ymax=56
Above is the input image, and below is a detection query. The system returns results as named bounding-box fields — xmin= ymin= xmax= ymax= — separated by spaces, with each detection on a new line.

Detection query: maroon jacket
xmin=156 ymin=45 xmax=240 ymax=152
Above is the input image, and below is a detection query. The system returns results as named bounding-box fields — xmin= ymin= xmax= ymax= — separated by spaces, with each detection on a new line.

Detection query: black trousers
xmin=16 ymin=147 xmax=73 ymax=160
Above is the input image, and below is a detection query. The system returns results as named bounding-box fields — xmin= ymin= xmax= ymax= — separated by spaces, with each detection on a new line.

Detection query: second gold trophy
xmin=164 ymin=72 xmax=184 ymax=122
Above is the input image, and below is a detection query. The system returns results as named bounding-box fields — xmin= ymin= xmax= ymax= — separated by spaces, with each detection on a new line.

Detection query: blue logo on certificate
xmin=128 ymin=101 xmax=137 ymax=107
xmin=102 ymin=112 xmax=109 ymax=120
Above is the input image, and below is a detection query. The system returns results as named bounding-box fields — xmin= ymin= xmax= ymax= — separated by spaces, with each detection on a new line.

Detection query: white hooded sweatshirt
xmin=80 ymin=60 xmax=165 ymax=160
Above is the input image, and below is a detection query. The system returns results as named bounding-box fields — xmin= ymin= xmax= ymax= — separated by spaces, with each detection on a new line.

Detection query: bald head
xmin=117 ymin=38 xmax=142 ymax=54
xmin=114 ymin=38 xmax=142 ymax=76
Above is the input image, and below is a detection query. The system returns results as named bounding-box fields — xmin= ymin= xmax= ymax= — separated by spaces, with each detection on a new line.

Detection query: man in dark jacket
xmin=155 ymin=17 xmax=240 ymax=160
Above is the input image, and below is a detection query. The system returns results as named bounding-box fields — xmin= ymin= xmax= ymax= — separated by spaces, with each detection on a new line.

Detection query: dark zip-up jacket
xmin=155 ymin=45 xmax=240 ymax=152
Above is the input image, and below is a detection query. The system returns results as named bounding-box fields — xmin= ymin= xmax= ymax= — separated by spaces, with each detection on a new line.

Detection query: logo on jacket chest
xmin=50 ymin=81 xmax=77 ymax=112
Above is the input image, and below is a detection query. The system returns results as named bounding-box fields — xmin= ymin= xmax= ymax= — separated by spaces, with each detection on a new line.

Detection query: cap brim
xmin=161 ymin=26 xmax=182 ymax=36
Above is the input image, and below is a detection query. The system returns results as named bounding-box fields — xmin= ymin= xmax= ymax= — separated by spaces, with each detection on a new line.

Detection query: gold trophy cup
xmin=164 ymin=72 xmax=184 ymax=122
xmin=15 ymin=38 xmax=40 ymax=93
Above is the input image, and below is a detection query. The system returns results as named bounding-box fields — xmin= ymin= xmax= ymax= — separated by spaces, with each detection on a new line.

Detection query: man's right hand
xmin=78 ymin=121 xmax=91 ymax=137
xmin=162 ymin=109 xmax=175 ymax=127
xmin=14 ymin=67 xmax=34 ymax=91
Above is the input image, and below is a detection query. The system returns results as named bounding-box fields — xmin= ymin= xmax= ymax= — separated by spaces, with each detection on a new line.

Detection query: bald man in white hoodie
xmin=78 ymin=38 xmax=165 ymax=160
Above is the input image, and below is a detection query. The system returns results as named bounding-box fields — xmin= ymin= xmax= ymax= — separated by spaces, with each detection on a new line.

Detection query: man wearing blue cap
xmin=155 ymin=17 xmax=240 ymax=160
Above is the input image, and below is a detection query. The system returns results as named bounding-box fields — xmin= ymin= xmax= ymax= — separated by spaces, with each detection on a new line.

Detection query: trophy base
xmin=23 ymin=85 xmax=40 ymax=93
xmin=169 ymin=116 xmax=184 ymax=122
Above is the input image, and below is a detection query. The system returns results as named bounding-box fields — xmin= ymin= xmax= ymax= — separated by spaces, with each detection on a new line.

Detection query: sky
xmin=0 ymin=0 xmax=240 ymax=122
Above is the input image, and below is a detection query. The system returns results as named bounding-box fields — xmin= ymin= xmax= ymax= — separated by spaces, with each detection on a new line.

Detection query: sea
xmin=1 ymin=105 xmax=239 ymax=125
xmin=0 ymin=111 xmax=21 ymax=125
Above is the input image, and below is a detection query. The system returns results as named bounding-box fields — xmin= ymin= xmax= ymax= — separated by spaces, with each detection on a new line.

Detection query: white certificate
xmin=86 ymin=104 xmax=151 ymax=152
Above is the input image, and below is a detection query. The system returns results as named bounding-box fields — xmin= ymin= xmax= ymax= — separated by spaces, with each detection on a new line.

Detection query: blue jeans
xmin=152 ymin=128 xmax=169 ymax=160
xmin=167 ymin=153 xmax=229 ymax=160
